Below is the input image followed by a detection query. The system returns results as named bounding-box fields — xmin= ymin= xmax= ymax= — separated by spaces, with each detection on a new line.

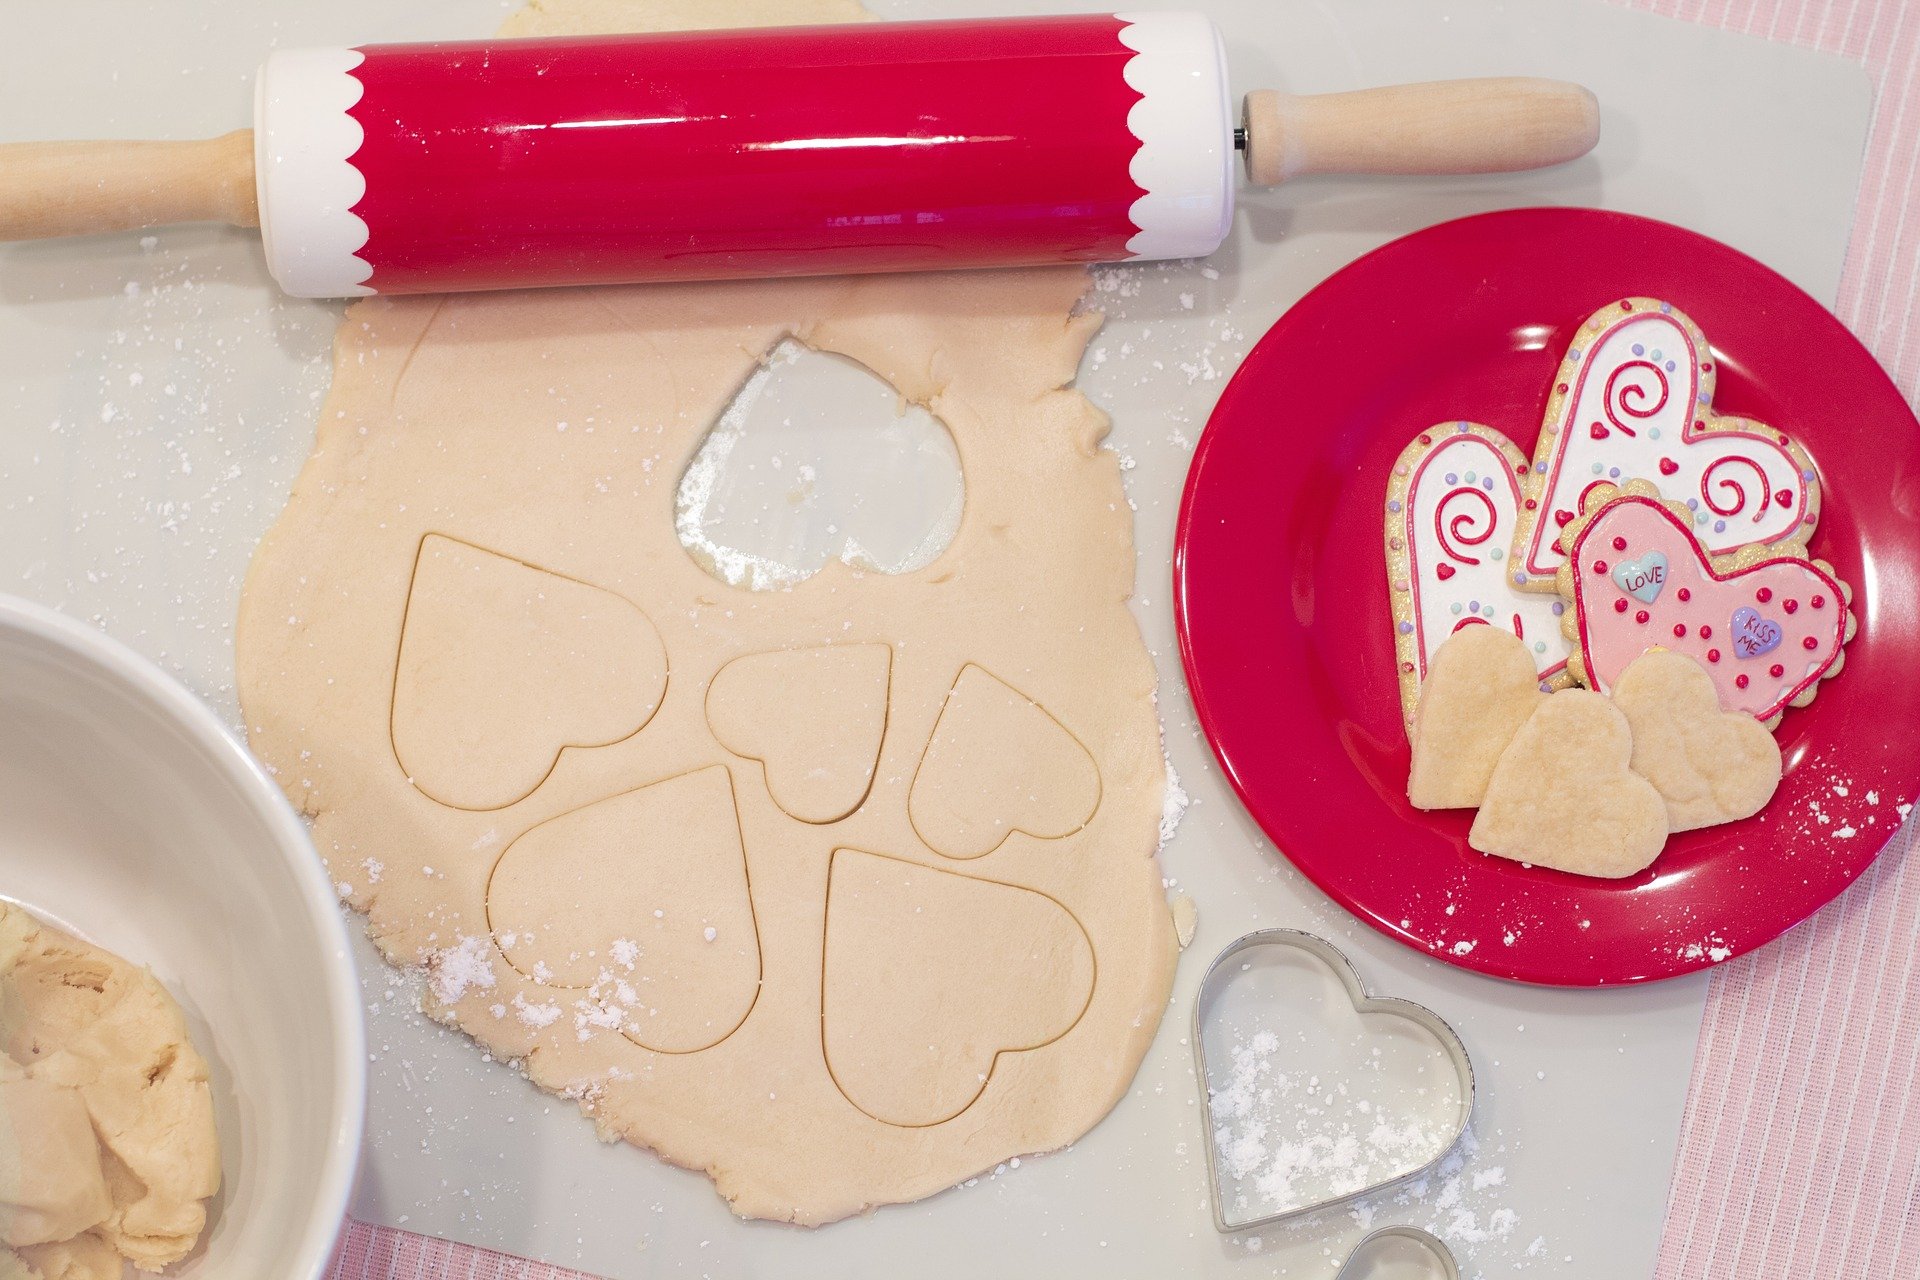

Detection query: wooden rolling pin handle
xmin=1242 ymin=79 xmax=1600 ymax=186
xmin=0 ymin=130 xmax=258 ymax=240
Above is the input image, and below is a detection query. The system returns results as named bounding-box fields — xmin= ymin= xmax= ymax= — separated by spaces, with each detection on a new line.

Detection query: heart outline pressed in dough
xmin=820 ymin=848 xmax=1095 ymax=1129
xmin=907 ymin=664 xmax=1101 ymax=859
xmin=390 ymin=533 xmax=668 ymax=812
xmin=1192 ymin=929 xmax=1475 ymax=1234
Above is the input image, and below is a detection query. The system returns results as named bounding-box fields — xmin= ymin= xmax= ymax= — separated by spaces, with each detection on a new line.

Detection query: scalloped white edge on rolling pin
xmin=1116 ymin=10 xmax=1236 ymax=262
xmin=254 ymin=47 xmax=374 ymax=299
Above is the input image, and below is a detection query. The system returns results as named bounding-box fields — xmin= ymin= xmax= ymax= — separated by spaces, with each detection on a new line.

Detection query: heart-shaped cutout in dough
xmin=707 ymin=643 xmax=891 ymax=824
xmin=1611 ymin=650 xmax=1781 ymax=832
xmin=1407 ymin=625 xmax=1547 ymax=810
xmin=675 ymin=338 xmax=964 ymax=591
xmin=391 ymin=535 xmax=668 ymax=811
xmin=909 ymin=665 xmax=1100 ymax=859
xmin=1508 ymin=297 xmax=1821 ymax=589
xmin=822 ymin=849 xmax=1093 ymax=1128
xmin=1469 ymin=689 xmax=1669 ymax=879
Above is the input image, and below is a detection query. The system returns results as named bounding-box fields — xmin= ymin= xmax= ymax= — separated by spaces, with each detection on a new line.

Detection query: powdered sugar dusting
xmin=425 ymin=935 xmax=498 ymax=1005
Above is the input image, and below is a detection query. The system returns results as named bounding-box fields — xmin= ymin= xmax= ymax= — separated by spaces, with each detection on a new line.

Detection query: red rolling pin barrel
xmin=255 ymin=13 xmax=1235 ymax=295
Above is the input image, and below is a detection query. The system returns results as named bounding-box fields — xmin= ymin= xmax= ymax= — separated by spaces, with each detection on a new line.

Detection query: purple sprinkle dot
xmin=1467 ymin=601 xmax=1480 ymax=613
xmin=1569 ymin=349 xmax=1582 ymax=361
xmin=1551 ymin=601 xmax=1566 ymax=616
xmin=1608 ymin=467 xmax=1621 ymax=478
xmin=1535 ymin=462 xmax=1548 ymax=474
xmin=1387 ymin=500 xmax=1402 ymax=512
xmin=1802 ymin=469 xmax=1814 ymax=482
xmin=1697 ymin=393 xmax=1709 ymax=404
xmin=1513 ymin=572 xmax=1527 ymax=585
xmin=1456 ymin=421 xmax=1470 ymax=432
xmin=1632 ymin=344 xmax=1646 ymax=356
xmin=1714 ymin=519 xmax=1727 ymax=533
xmin=1660 ymin=302 xmax=1672 ymax=313
xmin=1444 ymin=472 xmax=1458 ymax=485
xmin=1665 ymin=360 xmax=1676 ymax=372
xmin=1482 ymin=477 xmax=1495 ymax=491
xmin=1398 ymin=622 xmax=1414 ymax=635
xmin=1687 ymin=498 xmax=1699 ymax=509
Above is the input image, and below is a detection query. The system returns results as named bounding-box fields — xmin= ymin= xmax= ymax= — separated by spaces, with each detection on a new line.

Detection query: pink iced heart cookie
xmin=1557 ymin=487 xmax=1854 ymax=724
xmin=1508 ymin=298 xmax=1821 ymax=592
xmin=1385 ymin=422 xmax=1573 ymax=727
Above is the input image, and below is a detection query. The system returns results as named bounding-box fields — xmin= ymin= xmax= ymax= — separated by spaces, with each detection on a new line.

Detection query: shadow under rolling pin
xmin=0 ymin=12 xmax=1599 ymax=297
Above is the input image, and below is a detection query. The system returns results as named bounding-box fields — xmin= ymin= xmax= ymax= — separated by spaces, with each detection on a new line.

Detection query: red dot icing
xmin=1784 ymin=599 xmax=1799 ymax=614
xmin=1678 ymin=587 xmax=1691 ymax=603
xmin=1593 ymin=560 xmax=1609 ymax=574
xmin=1524 ymin=498 xmax=1538 ymax=511
xmin=1700 ymin=624 xmax=1713 ymax=639
xmin=1707 ymin=649 xmax=1721 ymax=663
xmin=1769 ymin=663 xmax=1785 ymax=679
xmin=1612 ymin=536 xmax=1628 ymax=551
xmin=1811 ymin=595 xmax=1826 ymax=609
xmin=1756 ymin=587 xmax=1773 ymax=603
xmin=1802 ymin=636 xmax=1819 ymax=650
xmin=1673 ymin=624 xmax=1687 ymax=638
xmin=1614 ymin=598 xmax=1629 ymax=614
xmin=1635 ymin=609 xmax=1650 ymax=624
xmin=1735 ymin=674 xmax=1749 ymax=688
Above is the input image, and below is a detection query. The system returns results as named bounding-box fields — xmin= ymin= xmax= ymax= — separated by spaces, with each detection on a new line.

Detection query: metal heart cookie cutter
xmin=1333 ymin=1225 xmax=1462 ymax=1280
xmin=1192 ymin=929 xmax=1477 ymax=1236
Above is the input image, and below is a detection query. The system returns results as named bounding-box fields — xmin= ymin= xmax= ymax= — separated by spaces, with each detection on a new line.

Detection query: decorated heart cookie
xmin=1508 ymin=298 xmax=1821 ymax=592
xmin=1386 ymin=422 xmax=1573 ymax=726
xmin=1556 ymin=486 xmax=1854 ymax=725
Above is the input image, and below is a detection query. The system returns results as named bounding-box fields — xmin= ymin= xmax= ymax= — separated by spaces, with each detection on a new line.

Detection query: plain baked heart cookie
xmin=1385 ymin=421 xmax=1573 ymax=726
xmin=1407 ymin=626 xmax=1547 ymax=810
xmin=1611 ymin=650 xmax=1781 ymax=831
xmin=1469 ymin=689 xmax=1669 ymax=879
xmin=1506 ymin=297 xmax=1821 ymax=592
xmin=1555 ymin=485 xmax=1854 ymax=725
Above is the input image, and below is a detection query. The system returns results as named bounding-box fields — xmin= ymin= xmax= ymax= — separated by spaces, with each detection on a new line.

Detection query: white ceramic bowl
xmin=0 ymin=594 xmax=363 ymax=1279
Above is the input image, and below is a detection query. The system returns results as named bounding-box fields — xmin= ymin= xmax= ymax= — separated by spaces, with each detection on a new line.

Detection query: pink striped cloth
xmin=1621 ymin=4 xmax=1920 ymax=1276
xmin=328 ymin=1 xmax=1920 ymax=1275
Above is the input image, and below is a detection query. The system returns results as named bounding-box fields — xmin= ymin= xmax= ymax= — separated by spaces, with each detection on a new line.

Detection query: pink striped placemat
xmin=328 ymin=1 xmax=1920 ymax=1275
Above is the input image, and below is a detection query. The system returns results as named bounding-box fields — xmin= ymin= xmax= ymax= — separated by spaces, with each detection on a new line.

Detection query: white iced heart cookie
xmin=1507 ymin=297 xmax=1821 ymax=591
xmin=1469 ymin=689 xmax=1669 ymax=879
xmin=1385 ymin=422 xmax=1571 ymax=727
xmin=1611 ymin=650 xmax=1781 ymax=832
xmin=1407 ymin=626 xmax=1546 ymax=810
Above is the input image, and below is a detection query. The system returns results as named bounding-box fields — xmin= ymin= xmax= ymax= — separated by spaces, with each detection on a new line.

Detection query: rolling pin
xmin=0 ymin=12 xmax=1599 ymax=297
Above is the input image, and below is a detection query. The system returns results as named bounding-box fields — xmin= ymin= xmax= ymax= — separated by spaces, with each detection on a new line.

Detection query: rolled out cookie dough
xmin=235 ymin=0 xmax=1176 ymax=1225
xmin=0 ymin=904 xmax=220 ymax=1277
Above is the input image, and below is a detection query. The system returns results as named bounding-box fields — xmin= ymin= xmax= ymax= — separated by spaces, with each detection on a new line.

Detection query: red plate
xmin=1174 ymin=208 xmax=1920 ymax=985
